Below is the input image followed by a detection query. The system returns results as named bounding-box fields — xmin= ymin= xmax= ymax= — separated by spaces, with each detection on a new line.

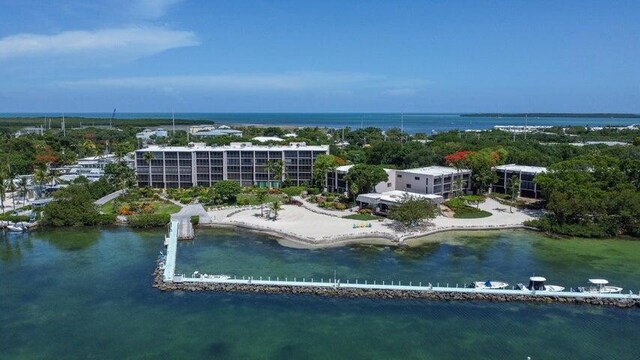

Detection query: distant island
xmin=461 ymin=113 xmax=640 ymax=118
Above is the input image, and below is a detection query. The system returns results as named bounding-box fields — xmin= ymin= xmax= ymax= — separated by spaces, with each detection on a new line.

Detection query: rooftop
xmin=138 ymin=142 xmax=329 ymax=152
xmin=356 ymin=190 xmax=443 ymax=204
xmin=495 ymin=164 xmax=547 ymax=174
xmin=399 ymin=166 xmax=469 ymax=176
xmin=252 ymin=136 xmax=284 ymax=142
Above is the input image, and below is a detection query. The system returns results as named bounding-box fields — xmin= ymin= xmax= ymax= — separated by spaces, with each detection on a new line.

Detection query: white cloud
xmin=130 ymin=0 xmax=183 ymax=19
xmin=58 ymin=72 xmax=427 ymax=92
xmin=0 ymin=26 xmax=199 ymax=61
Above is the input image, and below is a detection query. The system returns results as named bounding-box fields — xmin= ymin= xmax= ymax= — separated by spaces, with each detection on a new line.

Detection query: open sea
xmin=1 ymin=113 xmax=639 ymax=133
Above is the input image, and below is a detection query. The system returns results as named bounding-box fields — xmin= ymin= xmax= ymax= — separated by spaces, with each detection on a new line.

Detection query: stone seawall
xmin=152 ymin=268 xmax=640 ymax=309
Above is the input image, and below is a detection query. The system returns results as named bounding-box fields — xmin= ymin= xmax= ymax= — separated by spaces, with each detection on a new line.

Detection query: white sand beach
xmin=204 ymin=198 xmax=539 ymax=248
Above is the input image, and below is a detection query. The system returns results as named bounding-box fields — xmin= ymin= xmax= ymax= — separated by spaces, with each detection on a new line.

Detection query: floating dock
xmin=155 ymin=221 xmax=640 ymax=308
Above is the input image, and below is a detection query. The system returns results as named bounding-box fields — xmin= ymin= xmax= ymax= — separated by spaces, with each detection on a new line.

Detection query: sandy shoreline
xmin=199 ymin=198 xmax=540 ymax=249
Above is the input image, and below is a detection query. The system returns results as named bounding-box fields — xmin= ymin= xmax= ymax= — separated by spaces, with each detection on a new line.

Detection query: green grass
xmin=99 ymin=201 xmax=115 ymax=214
xmin=343 ymin=213 xmax=382 ymax=221
xmin=453 ymin=210 xmax=492 ymax=219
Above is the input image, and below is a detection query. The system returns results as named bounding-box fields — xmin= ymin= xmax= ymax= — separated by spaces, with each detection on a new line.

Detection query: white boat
xmin=6 ymin=224 xmax=26 ymax=232
xmin=518 ymin=276 xmax=565 ymax=292
xmin=473 ymin=280 xmax=509 ymax=289
xmin=193 ymin=272 xmax=231 ymax=280
xmin=579 ymin=279 xmax=623 ymax=294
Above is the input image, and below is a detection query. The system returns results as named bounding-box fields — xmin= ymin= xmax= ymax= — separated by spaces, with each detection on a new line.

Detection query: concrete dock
xmin=157 ymin=221 xmax=640 ymax=307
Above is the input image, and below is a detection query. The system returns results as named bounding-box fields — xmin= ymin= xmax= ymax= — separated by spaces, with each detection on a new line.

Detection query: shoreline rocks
xmin=151 ymin=267 xmax=639 ymax=309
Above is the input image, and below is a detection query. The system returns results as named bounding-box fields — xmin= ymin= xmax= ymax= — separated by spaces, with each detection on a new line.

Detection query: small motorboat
xmin=6 ymin=223 xmax=26 ymax=232
xmin=579 ymin=279 xmax=623 ymax=294
xmin=518 ymin=276 xmax=565 ymax=292
xmin=472 ymin=280 xmax=509 ymax=289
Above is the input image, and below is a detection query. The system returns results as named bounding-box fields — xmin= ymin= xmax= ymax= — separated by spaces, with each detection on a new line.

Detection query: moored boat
xmin=579 ymin=279 xmax=623 ymax=294
xmin=518 ymin=276 xmax=565 ymax=292
xmin=472 ymin=280 xmax=509 ymax=289
xmin=6 ymin=223 xmax=26 ymax=232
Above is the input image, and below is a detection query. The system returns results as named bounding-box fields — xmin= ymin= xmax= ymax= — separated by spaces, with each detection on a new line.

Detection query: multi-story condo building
xmin=492 ymin=164 xmax=546 ymax=198
xmin=135 ymin=142 xmax=329 ymax=188
xmin=394 ymin=166 xmax=471 ymax=199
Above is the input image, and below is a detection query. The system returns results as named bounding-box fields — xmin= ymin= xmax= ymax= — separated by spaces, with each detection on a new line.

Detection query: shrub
xmin=0 ymin=214 xmax=30 ymax=222
xmin=190 ymin=215 xmax=200 ymax=225
xmin=334 ymin=203 xmax=347 ymax=210
xmin=236 ymin=198 xmax=250 ymax=206
xmin=281 ymin=186 xmax=305 ymax=197
xmin=317 ymin=202 xmax=326 ymax=208
xmin=128 ymin=214 xmax=171 ymax=228
xmin=306 ymin=188 xmax=320 ymax=196
xmin=358 ymin=208 xmax=372 ymax=215
xmin=97 ymin=213 xmax=117 ymax=225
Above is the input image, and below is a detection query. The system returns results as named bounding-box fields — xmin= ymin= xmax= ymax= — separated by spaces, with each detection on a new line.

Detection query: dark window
xmin=406 ymin=184 xmax=412 ymax=189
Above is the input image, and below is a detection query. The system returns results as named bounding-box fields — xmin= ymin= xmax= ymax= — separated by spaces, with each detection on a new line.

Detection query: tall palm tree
xmin=508 ymin=175 xmax=521 ymax=213
xmin=0 ymin=173 xmax=7 ymax=214
xmin=143 ymin=152 xmax=154 ymax=188
xmin=266 ymin=159 xmax=283 ymax=189
xmin=7 ymin=175 xmax=17 ymax=210
xmin=255 ymin=188 xmax=268 ymax=217
xmin=453 ymin=177 xmax=465 ymax=198
xmin=32 ymin=168 xmax=48 ymax=199
xmin=47 ymin=167 xmax=61 ymax=187
xmin=18 ymin=176 xmax=29 ymax=205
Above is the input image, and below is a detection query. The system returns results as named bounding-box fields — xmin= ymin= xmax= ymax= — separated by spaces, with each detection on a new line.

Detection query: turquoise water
xmin=1 ymin=227 xmax=639 ymax=359
xmin=2 ymin=112 xmax=638 ymax=133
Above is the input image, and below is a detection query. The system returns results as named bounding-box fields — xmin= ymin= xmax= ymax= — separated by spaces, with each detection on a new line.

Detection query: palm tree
xmin=143 ymin=152 xmax=154 ymax=188
xmin=18 ymin=176 xmax=29 ymax=205
xmin=32 ymin=168 xmax=48 ymax=199
xmin=453 ymin=177 xmax=465 ymax=198
xmin=7 ymin=175 xmax=17 ymax=210
xmin=508 ymin=175 xmax=521 ymax=213
xmin=47 ymin=167 xmax=61 ymax=187
xmin=266 ymin=160 xmax=283 ymax=189
xmin=0 ymin=173 xmax=7 ymax=214
xmin=270 ymin=200 xmax=282 ymax=220
xmin=255 ymin=188 xmax=268 ymax=217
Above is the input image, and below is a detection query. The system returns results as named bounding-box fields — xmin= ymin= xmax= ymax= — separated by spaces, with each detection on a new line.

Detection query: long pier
xmin=156 ymin=221 xmax=640 ymax=308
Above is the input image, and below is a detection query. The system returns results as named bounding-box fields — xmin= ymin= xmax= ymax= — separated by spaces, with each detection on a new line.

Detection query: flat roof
xmin=252 ymin=136 xmax=284 ymax=142
xmin=138 ymin=144 xmax=330 ymax=152
xmin=495 ymin=164 xmax=547 ymax=174
xmin=356 ymin=190 xmax=443 ymax=204
xmin=398 ymin=166 xmax=469 ymax=176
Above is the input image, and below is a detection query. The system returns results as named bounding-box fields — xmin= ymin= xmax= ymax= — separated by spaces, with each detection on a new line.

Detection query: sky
xmin=0 ymin=0 xmax=638 ymax=113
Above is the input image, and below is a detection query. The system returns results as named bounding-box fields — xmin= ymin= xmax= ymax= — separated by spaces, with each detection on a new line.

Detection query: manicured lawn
xmin=343 ymin=213 xmax=382 ymax=221
xmin=453 ymin=209 xmax=492 ymax=219
xmin=99 ymin=199 xmax=181 ymax=215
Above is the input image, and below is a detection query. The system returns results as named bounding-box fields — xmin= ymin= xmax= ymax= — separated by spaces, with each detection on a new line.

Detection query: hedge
xmin=128 ymin=214 xmax=171 ymax=228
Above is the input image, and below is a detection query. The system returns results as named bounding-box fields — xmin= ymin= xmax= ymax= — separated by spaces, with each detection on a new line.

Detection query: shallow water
xmin=1 ymin=227 xmax=639 ymax=359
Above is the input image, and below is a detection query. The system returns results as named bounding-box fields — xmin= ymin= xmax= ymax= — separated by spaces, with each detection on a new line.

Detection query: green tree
xmin=17 ymin=176 xmax=29 ymax=204
xmin=270 ymin=200 xmax=282 ymax=220
xmin=266 ymin=159 xmax=284 ymax=188
xmin=212 ymin=180 xmax=242 ymax=204
xmin=388 ymin=194 xmax=438 ymax=227
xmin=508 ymin=175 xmax=521 ymax=213
xmin=142 ymin=152 xmax=153 ymax=188
xmin=32 ymin=167 xmax=49 ymax=199
xmin=312 ymin=154 xmax=338 ymax=191
xmin=344 ymin=164 xmax=388 ymax=196
xmin=0 ymin=172 xmax=7 ymax=213
xmin=463 ymin=194 xmax=486 ymax=209
xmin=104 ymin=162 xmax=136 ymax=190
xmin=41 ymin=184 xmax=102 ymax=226
xmin=255 ymin=188 xmax=268 ymax=217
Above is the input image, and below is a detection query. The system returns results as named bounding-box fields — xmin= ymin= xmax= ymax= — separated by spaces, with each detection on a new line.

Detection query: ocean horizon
xmin=1 ymin=112 xmax=639 ymax=134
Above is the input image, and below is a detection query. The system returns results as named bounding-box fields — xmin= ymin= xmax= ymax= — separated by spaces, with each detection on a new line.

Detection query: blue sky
xmin=0 ymin=0 xmax=638 ymax=113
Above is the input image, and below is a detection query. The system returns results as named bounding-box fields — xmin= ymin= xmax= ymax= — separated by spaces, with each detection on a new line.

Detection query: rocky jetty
xmin=152 ymin=267 xmax=639 ymax=308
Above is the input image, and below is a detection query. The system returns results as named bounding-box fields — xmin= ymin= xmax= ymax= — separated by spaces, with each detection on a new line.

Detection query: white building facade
xmin=394 ymin=166 xmax=471 ymax=199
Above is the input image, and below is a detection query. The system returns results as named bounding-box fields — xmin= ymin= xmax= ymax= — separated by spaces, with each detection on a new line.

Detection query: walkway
xmin=94 ymin=190 xmax=125 ymax=206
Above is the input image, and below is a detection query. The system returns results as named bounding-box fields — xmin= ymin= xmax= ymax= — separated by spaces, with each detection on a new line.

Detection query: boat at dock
xmin=578 ymin=279 xmax=623 ymax=294
xmin=518 ymin=276 xmax=565 ymax=292
xmin=6 ymin=223 xmax=26 ymax=232
xmin=472 ymin=280 xmax=509 ymax=289
xmin=192 ymin=271 xmax=231 ymax=280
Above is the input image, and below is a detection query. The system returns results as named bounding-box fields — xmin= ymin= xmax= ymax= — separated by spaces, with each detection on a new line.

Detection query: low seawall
xmin=152 ymin=268 xmax=640 ymax=309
